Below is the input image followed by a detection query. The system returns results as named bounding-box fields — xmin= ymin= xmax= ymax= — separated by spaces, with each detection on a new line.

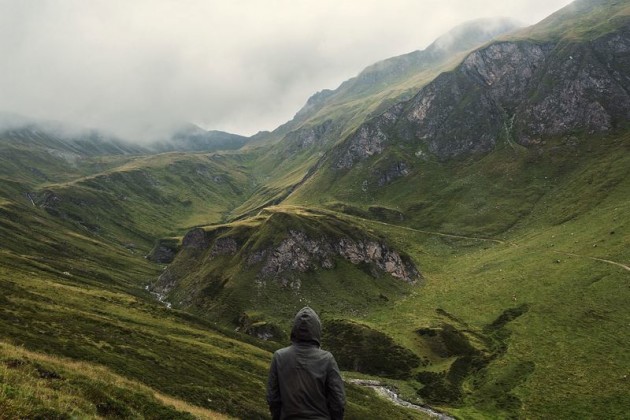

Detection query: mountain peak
xmin=425 ymin=17 xmax=522 ymax=54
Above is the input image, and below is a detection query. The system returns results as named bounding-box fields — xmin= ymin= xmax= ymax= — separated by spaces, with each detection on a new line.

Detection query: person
xmin=266 ymin=307 xmax=345 ymax=420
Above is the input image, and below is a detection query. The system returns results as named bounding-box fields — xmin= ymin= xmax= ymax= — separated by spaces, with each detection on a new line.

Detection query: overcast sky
xmin=0 ymin=0 xmax=573 ymax=140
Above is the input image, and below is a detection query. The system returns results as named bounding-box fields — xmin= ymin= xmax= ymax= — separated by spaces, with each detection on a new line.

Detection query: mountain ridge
xmin=1 ymin=1 xmax=629 ymax=419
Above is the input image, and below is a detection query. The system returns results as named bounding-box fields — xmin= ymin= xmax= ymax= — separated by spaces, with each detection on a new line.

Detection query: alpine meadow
xmin=1 ymin=0 xmax=629 ymax=419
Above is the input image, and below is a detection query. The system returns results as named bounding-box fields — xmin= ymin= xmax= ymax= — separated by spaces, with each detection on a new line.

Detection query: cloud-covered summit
xmin=0 ymin=0 xmax=572 ymax=141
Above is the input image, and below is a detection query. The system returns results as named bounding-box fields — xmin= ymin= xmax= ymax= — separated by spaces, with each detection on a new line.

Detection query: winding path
xmin=344 ymin=214 xmax=515 ymax=246
xmin=553 ymin=251 xmax=630 ymax=272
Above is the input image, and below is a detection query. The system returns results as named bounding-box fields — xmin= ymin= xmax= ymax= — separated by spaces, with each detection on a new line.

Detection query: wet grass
xmin=0 ymin=341 xmax=228 ymax=419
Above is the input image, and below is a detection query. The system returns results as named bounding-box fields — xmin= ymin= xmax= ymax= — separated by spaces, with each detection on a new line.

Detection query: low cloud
xmin=0 ymin=0 xmax=573 ymax=140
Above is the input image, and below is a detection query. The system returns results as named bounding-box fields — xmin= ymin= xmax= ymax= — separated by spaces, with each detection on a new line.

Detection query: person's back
xmin=266 ymin=307 xmax=345 ymax=420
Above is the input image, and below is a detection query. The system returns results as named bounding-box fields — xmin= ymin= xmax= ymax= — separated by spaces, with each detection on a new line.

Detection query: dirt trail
xmin=553 ymin=251 xmax=630 ymax=272
xmin=343 ymin=214 xmax=514 ymax=246
xmin=266 ymin=206 xmax=516 ymax=246
xmin=348 ymin=379 xmax=455 ymax=419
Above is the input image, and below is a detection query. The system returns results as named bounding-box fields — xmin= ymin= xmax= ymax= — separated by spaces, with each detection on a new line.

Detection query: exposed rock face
xmin=258 ymin=231 xmax=335 ymax=276
xmin=181 ymin=228 xmax=211 ymax=250
xmin=284 ymin=119 xmax=334 ymax=150
xmin=377 ymin=162 xmax=410 ymax=186
xmin=151 ymin=269 xmax=177 ymax=297
xmin=146 ymin=238 xmax=180 ymax=263
xmin=335 ymin=26 xmax=630 ymax=167
xmin=209 ymin=237 xmax=238 ymax=258
xmin=336 ymin=106 xmax=401 ymax=169
xmin=147 ymin=245 xmax=175 ymax=264
xmin=157 ymin=227 xmax=420 ymax=298
xmin=257 ymin=230 xmax=420 ymax=283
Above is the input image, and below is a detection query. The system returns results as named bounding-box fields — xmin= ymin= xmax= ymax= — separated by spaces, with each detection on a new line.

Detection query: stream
xmin=348 ymin=379 xmax=455 ymax=419
xmin=145 ymin=285 xmax=172 ymax=309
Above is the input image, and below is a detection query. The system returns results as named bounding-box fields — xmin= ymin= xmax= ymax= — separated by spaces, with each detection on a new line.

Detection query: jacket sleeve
xmin=266 ymin=353 xmax=282 ymax=420
xmin=326 ymin=355 xmax=346 ymax=420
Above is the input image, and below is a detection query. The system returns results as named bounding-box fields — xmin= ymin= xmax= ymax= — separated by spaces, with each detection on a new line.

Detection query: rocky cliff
xmin=253 ymin=230 xmax=419 ymax=283
xmin=335 ymin=22 xmax=630 ymax=167
xmin=150 ymin=210 xmax=422 ymax=313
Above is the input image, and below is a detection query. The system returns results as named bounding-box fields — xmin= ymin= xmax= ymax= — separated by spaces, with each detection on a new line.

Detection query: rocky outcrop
xmin=151 ymin=268 xmax=177 ymax=297
xmin=146 ymin=238 xmax=180 ymax=263
xmin=150 ymin=224 xmax=420 ymax=313
xmin=209 ymin=237 xmax=238 ymax=258
xmin=283 ymin=119 xmax=335 ymax=152
xmin=336 ymin=106 xmax=401 ymax=169
xmin=335 ymin=24 xmax=630 ymax=167
xmin=376 ymin=161 xmax=410 ymax=186
xmin=256 ymin=230 xmax=420 ymax=283
xmin=181 ymin=228 xmax=211 ymax=250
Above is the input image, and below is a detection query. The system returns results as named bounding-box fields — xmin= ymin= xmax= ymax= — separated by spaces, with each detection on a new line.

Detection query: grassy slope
xmin=278 ymin=7 xmax=630 ymax=409
xmin=363 ymin=179 xmax=630 ymax=419
xmin=34 ymin=151 xmax=257 ymax=249
xmin=1 ymin=2 xmax=629 ymax=419
xmin=0 ymin=341 xmax=229 ymax=419
xmin=0 ymin=130 xmax=426 ymax=418
xmin=511 ymin=0 xmax=630 ymax=42
xmin=0 ymin=129 xmax=262 ymax=250
xmin=289 ymin=130 xmax=629 ymax=418
xmin=161 ymin=207 xmax=415 ymax=327
xmin=0 ymin=214 xmax=424 ymax=419
xmin=288 ymin=129 xmax=629 ymax=234
xmin=232 ymin=41 xmax=482 ymax=219
xmin=0 ymin=197 xmax=270 ymax=417
xmin=167 ymin=142 xmax=629 ymax=418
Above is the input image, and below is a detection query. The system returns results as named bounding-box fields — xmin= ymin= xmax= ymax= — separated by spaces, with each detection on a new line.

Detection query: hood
xmin=290 ymin=307 xmax=322 ymax=346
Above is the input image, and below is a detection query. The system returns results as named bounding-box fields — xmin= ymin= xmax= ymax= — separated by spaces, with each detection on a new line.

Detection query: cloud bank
xmin=0 ymin=0 xmax=573 ymax=140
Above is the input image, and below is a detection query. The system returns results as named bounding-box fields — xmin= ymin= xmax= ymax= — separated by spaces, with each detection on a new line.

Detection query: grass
xmin=0 ymin=341 xmax=229 ymax=419
xmin=0 ymin=193 xmax=423 ymax=419
xmin=158 ymin=207 xmax=416 ymax=327
xmin=151 ymin=150 xmax=629 ymax=418
xmin=276 ymin=128 xmax=629 ymax=418
xmin=1 ymin=2 xmax=629 ymax=418
xmin=509 ymin=0 xmax=630 ymax=43
xmin=0 ymin=257 xmax=274 ymax=418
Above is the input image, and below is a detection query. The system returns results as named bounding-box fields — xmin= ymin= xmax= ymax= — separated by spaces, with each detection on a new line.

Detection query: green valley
xmin=1 ymin=0 xmax=629 ymax=419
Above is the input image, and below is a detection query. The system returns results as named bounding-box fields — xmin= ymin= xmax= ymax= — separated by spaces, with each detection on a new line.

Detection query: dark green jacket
xmin=266 ymin=307 xmax=345 ymax=420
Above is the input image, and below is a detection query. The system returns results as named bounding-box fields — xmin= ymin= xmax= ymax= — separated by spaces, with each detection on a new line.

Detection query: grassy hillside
xmin=233 ymin=19 xmax=521 ymax=219
xmin=1 ymin=1 xmax=629 ymax=419
xmin=511 ymin=0 xmax=630 ymax=42
xmin=0 ymin=341 xmax=229 ymax=419
xmin=151 ymin=139 xmax=629 ymax=418
xmin=0 ymin=202 xmax=424 ymax=419
xmin=288 ymin=130 xmax=630 ymax=236
xmin=357 ymin=173 xmax=629 ymax=418
xmin=34 ymin=152 xmax=258 ymax=247
xmin=154 ymin=207 xmax=417 ymax=328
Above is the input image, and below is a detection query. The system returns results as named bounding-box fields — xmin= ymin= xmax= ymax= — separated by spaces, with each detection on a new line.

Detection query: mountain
xmin=151 ymin=123 xmax=251 ymax=152
xmin=287 ymin=0 xmax=630 ymax=234
xmin=159 ymin=1 xmax=630 ymax=418
xmin=301 ymin=17 xmax=521 ymax=116
xmin=276 ymin=17 xmax=521 ymax=140
xmin=1 ymin=1 xmax=630 ymax=419
xmin=228 ymin=18 xmax=522 ymax=218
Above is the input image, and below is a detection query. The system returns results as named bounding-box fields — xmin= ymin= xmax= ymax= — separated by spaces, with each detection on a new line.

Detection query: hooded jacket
xmin=266 ymin=307 xmax=345 ymax=420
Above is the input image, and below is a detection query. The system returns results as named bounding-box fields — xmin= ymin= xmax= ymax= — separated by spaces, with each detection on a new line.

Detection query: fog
xmin=0 ymin=0 xmax=573 ymax=140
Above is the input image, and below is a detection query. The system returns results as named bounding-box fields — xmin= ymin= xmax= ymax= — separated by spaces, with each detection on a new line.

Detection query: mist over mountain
xmin=0 ymin=0 xmax=572 ymax=138
xmin=0 ymin=1 xmax=629 ymax=419
xmin=0 ymin=113 xmax=251 ymax=155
